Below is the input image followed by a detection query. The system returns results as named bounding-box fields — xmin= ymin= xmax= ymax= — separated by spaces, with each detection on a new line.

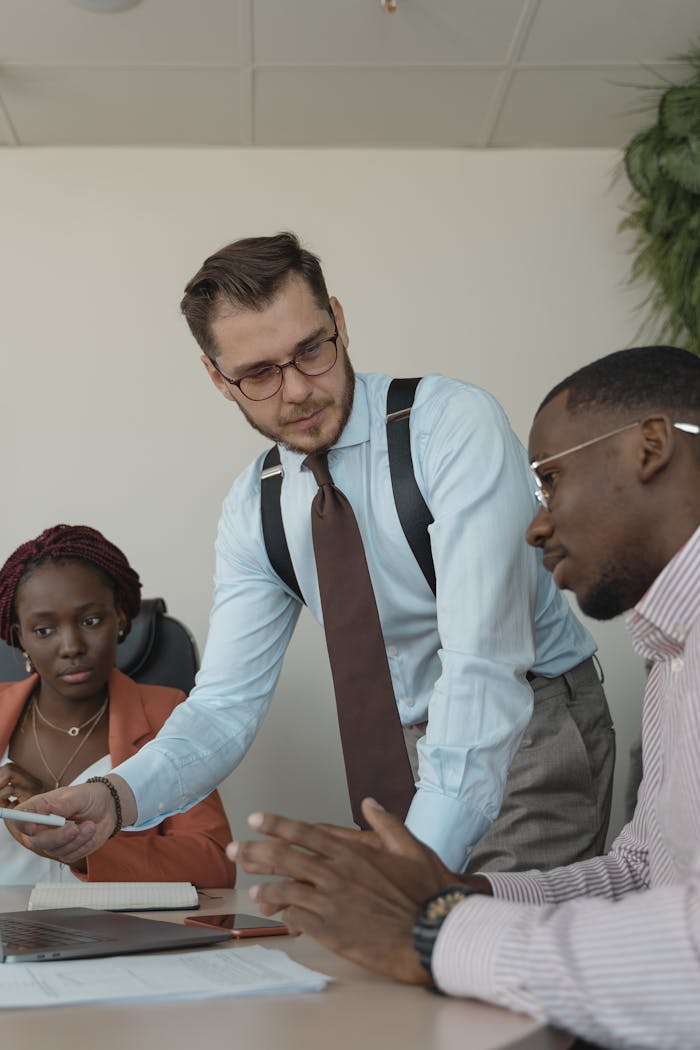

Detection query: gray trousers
xmin=403 ymin=656 xmax=615 ymax=873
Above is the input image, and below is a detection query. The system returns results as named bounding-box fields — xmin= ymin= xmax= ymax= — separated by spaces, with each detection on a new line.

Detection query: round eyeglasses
xmin=209 ymin=307 xmax=340 ymax=402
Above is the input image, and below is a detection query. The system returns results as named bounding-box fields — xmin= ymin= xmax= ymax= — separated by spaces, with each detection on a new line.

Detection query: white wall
xmin=1 ymin=148 xmax=647 ymax=878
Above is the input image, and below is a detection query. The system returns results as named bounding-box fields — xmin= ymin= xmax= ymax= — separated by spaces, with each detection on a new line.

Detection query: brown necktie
xmin=304 ymin=451 xmax=415 ymax=826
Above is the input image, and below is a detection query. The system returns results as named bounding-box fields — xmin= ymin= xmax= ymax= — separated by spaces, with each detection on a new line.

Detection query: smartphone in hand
xmin=184 ymin=913 xmax=289 ymax=938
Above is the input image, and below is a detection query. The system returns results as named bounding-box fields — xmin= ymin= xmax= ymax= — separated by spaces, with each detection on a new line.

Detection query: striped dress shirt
xmin=432 ymin=526 xmax=700 ymax=1050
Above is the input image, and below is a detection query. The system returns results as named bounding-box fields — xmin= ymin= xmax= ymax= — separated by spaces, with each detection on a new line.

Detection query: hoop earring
xmin=22 ymin=651 xmax=33 ymax=674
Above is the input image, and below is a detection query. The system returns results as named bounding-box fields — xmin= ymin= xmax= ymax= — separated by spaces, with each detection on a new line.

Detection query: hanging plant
xmin=619 ymin=44 xmax=700 ymax=355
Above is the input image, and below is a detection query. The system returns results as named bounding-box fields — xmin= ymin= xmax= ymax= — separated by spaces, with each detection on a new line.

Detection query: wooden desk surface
xmin=0 ymin=886 xmax=572 ymax=1050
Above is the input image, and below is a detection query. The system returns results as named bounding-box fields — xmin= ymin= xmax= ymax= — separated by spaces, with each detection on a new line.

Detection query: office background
xmin=1 ymin=146 xmax=649 ymax=871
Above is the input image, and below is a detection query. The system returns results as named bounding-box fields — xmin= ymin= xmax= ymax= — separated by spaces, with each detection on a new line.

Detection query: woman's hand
xmin=0 ymin=760 xmax=43 ymax=807
xmin=0 ymin=761 xmax=54 ymax=857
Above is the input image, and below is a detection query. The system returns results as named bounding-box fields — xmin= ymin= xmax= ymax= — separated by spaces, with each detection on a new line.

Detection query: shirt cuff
xmin=405 ymin=788 xmax=491 ymax=872
xmin=431 ymin=895 xmax=540 ymax=1009
xmin=111 ymin=750 xmax=201 ymax=830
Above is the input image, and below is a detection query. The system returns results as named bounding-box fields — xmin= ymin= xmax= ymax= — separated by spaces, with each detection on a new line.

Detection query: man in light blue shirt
xmin=20 ymin=233 xmax=614 ymax=873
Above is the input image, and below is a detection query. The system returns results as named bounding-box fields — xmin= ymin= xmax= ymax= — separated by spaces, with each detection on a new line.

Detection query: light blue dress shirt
xmin=117 ymin=374 xmax=595 ymax=870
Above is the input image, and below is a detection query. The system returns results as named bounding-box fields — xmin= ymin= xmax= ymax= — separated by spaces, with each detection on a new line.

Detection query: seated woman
xmin=0 ymin=524 xmax=236 ymax=888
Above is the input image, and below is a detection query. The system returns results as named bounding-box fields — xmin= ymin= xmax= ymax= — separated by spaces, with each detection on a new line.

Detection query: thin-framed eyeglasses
xmin=209 ymin=306 xmax=340 ymax=402
xmin=530 ymin=420 xmax=700 ymax=509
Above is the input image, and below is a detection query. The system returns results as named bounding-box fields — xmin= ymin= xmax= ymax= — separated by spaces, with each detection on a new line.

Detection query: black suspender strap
xmin=260 ymin=377 xmax=435 ymax=602
xmin=260 ymin=445 xmax=304 ymax=602
xmin=386 ymin=378 xmax=436 ymax=595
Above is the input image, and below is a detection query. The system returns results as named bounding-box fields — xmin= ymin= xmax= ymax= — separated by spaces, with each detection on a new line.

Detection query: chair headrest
xmin=117 ymin=597 xmax=167 ymax=677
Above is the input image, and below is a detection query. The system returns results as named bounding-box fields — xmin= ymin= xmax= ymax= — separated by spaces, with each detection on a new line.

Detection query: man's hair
xmin=180 ymin=232 xmax=330 ymax=359
xmin=0 ymin=524 xmax=142 ymax=647
xmin=538 ymin=346 xmax=700 ymax=420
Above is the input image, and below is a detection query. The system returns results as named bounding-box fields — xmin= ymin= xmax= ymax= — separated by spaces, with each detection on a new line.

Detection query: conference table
xmin=1 ymin=886 xmax=573 ymax=1050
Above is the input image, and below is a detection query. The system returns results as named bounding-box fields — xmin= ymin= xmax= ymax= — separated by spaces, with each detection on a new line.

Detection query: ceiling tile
xmin=0 ymin=0 xmax=696 ymax=149
xmin=0 ymin=68 xmax=245 ymax=146
xmin=253 ymin=0 xmax=528 ymax=65
xmin=0 ymin=0 xmax=242 ymax=66
xmin=254 ymin=67 xmax=502 ymax=146
xmin=492 ymin=65 xmax=685 ymax=147
xmin=522 ymin=0 xmax=700 ymax=63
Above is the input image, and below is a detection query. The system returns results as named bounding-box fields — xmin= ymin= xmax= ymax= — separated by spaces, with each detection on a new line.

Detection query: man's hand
xmin=6 ymin=776 xmax=137 ymax=865
xmin=228 ymin=797 xmax=489 ymax=985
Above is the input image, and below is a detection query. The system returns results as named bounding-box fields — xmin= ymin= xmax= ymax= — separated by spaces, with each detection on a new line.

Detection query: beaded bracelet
xmin=86 ymin=776 xmax=123 ymax=838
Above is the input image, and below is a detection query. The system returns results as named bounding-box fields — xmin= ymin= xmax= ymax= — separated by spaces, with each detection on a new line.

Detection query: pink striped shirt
xmin=432 ymin=526 xmax=700 ymax=1050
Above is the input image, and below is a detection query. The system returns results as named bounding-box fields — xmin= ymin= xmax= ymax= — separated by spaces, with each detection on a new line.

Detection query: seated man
xmin=231 ymin=345 xmax=700 ymax=1050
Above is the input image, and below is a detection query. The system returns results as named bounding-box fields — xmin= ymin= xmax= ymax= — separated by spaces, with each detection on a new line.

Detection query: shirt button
xmin=673 ymin=623 xmax=686 ymax=638
xmin=671 ymin=657 xmax=684 ymax=673
xmin=405 ymin=697 xmax=414 ymax=708
xmin=158 ymin=803 xmax=166 ymax=813
xmin=388 ymin=646 xmax=397 ymax=657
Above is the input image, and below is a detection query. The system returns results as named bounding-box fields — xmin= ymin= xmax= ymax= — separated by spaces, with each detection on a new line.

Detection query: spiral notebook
xmin=27 ymin=881 xmax=199 ymax=912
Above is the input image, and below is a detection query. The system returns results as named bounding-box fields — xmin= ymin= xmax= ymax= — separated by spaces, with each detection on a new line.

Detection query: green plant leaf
xmin=623 ymin=127 xmax=664 ymax=197
xmin=643 ymin=177 xmax=696 ymax=236
xmin=620 ymin=40 xmax=700 ymax=356
xmin=659 ymin=138 xmax=700 ymax=192
xmin=659 ymin=85 xmax=700 ymax=139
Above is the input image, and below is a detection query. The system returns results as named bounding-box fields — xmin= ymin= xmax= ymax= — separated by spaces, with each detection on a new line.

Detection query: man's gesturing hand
xmin=7 ymin=775 xmax=137 ymax=865
xmin=228 ymin=797 xmax=485 ymax=985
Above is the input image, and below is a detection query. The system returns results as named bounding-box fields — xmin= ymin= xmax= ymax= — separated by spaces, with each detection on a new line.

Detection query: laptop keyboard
xmin=0 ymin=916 xmax=110 ymax=952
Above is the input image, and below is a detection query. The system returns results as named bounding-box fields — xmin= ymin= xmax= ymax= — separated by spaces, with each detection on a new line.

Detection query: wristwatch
xmin=413 ymin=885 xmax=483 ymax=978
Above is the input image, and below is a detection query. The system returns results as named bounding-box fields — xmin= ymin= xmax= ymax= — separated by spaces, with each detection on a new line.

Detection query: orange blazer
xmin=0 ymin=669 xmax=236 ymax=888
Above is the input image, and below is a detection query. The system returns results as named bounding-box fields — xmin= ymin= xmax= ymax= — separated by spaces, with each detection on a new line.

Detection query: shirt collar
xmin=280 ymin=374 xmax=370 ymax=474
xmin=626 ymin=525 xmax=700 ymax=661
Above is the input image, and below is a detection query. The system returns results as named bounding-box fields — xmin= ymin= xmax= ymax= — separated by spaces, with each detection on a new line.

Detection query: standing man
xmin=232 ymin=345 xmax=700 ymax=1050
xmin=15 ymin=232 xmax=612 ymax=874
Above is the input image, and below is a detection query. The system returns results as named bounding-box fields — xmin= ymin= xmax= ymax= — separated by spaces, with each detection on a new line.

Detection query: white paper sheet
xmin=0 ymin=945 xmax=330 ymax=1009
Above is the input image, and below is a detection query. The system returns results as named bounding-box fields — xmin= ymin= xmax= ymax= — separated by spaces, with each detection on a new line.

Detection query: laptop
xmin=0 ymin=907 xmax=232 ymax=964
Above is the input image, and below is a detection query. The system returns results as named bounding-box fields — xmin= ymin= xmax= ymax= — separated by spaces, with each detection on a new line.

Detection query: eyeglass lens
xmin=239 ymin=338 xmax=337 ymax=401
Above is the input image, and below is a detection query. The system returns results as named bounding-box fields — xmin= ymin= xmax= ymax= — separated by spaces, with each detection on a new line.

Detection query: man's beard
xmin=578 ymin=557 xmax=655 ymax=621
xmin=237 ymin=350 xmax=356 ymax=455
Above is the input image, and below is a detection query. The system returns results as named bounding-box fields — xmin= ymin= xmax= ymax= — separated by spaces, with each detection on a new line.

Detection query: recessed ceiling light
xmin=70 ymin=0 xmax=143 ymax=12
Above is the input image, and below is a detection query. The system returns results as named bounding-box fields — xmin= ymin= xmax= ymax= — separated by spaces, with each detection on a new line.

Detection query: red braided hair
xmin=0 ymin=524 xmax=141 ymax=647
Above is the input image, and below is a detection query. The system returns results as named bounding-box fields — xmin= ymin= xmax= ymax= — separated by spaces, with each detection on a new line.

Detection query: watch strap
xmin=413 ymin=884 xmax=483 ymax=977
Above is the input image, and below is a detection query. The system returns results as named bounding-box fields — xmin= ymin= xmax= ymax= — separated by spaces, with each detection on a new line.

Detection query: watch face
xmin=424 ymin=888 xmax=473 ymax=924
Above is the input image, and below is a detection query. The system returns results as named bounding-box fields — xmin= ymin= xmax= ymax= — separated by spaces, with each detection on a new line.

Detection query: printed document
xmin=0 ymin=945 xmax=329 ymax=1008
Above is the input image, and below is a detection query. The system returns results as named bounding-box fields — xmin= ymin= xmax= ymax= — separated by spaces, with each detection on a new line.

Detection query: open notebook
xmin=28 ymin=882 xmax=199 ymax=912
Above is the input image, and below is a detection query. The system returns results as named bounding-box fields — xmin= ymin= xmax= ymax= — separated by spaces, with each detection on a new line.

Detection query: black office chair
xmin=0 ymin=598 xmax=200 ymax=695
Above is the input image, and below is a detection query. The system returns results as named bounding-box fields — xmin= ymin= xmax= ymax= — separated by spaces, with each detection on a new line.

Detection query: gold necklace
xmin=31 ymin=697 xmax=108 ymax=790
xmin=33 ymin=694 xmax=107 ymax=738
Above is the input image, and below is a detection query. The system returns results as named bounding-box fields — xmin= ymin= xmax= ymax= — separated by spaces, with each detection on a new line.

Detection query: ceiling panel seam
xmin=239 ymin=0 xmax=254 ymax=145
xmin=479 ymin=0 xmax=542 ymax=147
xmin=0 ymin=90 xmax=20 ymax=146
